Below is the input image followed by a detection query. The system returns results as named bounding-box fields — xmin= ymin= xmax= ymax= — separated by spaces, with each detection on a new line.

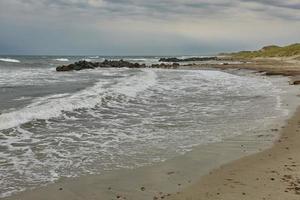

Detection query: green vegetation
xmin=228 ymin=43 xmax=300 ymax=58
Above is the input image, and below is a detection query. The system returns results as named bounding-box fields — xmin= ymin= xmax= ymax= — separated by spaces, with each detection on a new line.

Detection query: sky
xmin=0 ymin=0 xmax=299 ymax=55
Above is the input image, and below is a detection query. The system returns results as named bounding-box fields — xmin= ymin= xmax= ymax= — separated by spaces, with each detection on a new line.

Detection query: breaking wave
xmin=0 ymin=69 xmax=157 ymax=130
xmin=0 ymin=58 xmax=20 ymax=63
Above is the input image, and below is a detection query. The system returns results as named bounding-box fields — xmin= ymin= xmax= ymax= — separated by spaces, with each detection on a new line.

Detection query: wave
xmin=54 ymin=58 xmax=69 ymax=62
xmin=13 ymin=96 xmax=33 ymax=101
xmin=0 ymin=69 xmax=157 ymax=130
xmin=0 ymin=58 xmax=21 ymax=63
xmin=81 ymin=58 xmax=92 ymax=62
xmin=127 ymin=58 xmax=148 ymax=61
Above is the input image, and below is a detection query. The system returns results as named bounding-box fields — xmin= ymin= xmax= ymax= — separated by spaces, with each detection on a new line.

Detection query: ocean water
xmin=0 ymin=56 xmax=289 ymax=197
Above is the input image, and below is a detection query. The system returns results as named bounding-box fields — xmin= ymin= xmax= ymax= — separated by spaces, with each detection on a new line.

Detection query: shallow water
xmin=0 ymin=56 xmax=289 ymax=197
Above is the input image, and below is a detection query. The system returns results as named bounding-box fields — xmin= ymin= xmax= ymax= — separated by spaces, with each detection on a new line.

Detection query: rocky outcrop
xmin=56 ymin=61 xmax=96 ymax=71
xmin=158 ymin=57 xmax=218 ymax=62
xmin=149 ymin=63 xmax=180 ymax=69
xmin=56 ymin=60 xmax=180 ymax=72
xmin=56 ymin=60 xmax=145 ymax=71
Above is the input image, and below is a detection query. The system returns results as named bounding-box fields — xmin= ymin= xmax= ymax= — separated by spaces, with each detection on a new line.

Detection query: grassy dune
xmin=228 ymin=43 xmax=300 ymax=58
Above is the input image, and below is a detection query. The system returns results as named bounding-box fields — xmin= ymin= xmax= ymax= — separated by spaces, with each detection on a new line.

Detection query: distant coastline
xmin=53 ymin=44 xmax=300 ymax=84
xmin=222 ymin=43 xmax=300 ymax=59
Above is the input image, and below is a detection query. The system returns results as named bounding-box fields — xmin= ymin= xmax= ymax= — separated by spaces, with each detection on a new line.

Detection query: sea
xmin=0 ymin=55 xmax=291 ymax=197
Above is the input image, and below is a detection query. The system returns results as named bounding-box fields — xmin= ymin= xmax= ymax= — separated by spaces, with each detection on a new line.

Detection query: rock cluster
xmin=158 ymin=57 xmax=218 ymax=62
xmin=56 ymin=60 xmax=179 ymax=72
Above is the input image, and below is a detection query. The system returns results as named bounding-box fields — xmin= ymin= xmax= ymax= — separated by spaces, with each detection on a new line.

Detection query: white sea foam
xmin=128 ymin=58 xmax=147 ymax=61
xmin=0 ymin=58 xmax=20 ymax=63
xmin=54 ymin=58 xmax=69 ymax=62
xmin=112 ymin=69 xmax=157 ymax=97
xmin=0 ymin=69 xmax=157 ymax=130
xmin=81 ymin=58 xmax=92 ymax=62
xmin=13 ymin=96 xmax=32 ymax=101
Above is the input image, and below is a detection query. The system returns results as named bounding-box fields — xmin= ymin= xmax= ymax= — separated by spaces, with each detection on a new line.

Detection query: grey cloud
xmin=240 ymin=0 xmax=300 ymax=20
xmin=241 ymin=0 xmax=300 ymax=10
xmin=0 ymin=0 xmax=299 ymax=55
xmin=3 ymin=0 xmax=299 ymax=20
xmin=6 ymin=0 xmax=237 ymax=18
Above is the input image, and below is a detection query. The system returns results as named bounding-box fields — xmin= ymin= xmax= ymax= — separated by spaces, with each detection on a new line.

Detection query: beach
xmin=1 ymin=56 xmax=300 ymax=200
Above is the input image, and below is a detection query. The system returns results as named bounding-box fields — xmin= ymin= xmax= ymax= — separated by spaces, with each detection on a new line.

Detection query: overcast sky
xmin=0 ymin=0 xmax=299 ymax=55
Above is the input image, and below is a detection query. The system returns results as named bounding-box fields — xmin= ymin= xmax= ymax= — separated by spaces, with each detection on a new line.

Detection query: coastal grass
xmin=227 ymin=43 xmax=300 ymax=59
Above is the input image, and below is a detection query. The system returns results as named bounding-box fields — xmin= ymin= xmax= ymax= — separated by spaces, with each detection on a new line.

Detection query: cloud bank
xmin=0 ymin=0 xmax=299 ymax=55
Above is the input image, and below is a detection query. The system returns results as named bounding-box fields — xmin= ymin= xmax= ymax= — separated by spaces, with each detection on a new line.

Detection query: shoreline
xmin=168 ymin=107 xmax=300 ymax=200
xmin=169 ymin=57 xmax=300 ymax=200
xmin=189 ymin=56 xmax=300 ymax=77
xmin=2 ymin=65 xmax=300 ymax=200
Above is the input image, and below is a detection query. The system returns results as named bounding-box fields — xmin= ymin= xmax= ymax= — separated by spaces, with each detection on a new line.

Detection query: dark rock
xmin=290 ymin=78 xmax=300 ymax=85
xmin=167 ymin=171 xmax=175 ymax=175
xmin=293 ymin=80 xmax=300 ymax=85
xmin=56 ymin=59 xmax=181 ymax=72
xmin=159 ymin=57 xmax=218 ymax=62
xmin=265 ymin=71 xmax=283 ymax=76
xmin=56 ymin=65 xmax=74 ymax=71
